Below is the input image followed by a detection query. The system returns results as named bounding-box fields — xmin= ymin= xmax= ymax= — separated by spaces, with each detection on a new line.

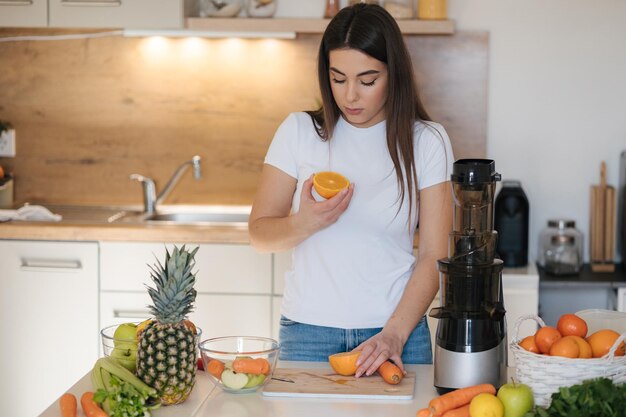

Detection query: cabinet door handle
xmin=0 ymin=1 xmax=34 ymax=5
xmin=61 ymin=0 xmax=122 ymax=6
xmin=21 ymin=258 xmax=82 ymax=272
xmin=113 ymin=309 xmax=151 ymax=319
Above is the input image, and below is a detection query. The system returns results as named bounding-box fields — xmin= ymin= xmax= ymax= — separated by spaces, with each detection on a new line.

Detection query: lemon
xmin=469 ymin=393 xmax=504 ymax=417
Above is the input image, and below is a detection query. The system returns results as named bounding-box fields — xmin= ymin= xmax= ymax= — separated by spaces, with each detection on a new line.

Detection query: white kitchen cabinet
xmin=0 ymin=239 xmax=99 ymax=417
xmin=100 ymin=292 xmax=272 ymax=349
xmin=48 ymin=0 xmax=189 ymax=29
xmin=0 ymin=0 xmax=47 ymax=27
xmin=99 ymin=242 xmax=274 ymax=342
xmin=100 ymin=241 xmax=271 ymax=293
xmin=0 ymin=0 xmax=192 ymax=29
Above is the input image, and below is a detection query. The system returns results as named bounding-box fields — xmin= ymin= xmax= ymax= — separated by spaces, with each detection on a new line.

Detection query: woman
xmin=248 ymin=3 xmax=453 ymax=378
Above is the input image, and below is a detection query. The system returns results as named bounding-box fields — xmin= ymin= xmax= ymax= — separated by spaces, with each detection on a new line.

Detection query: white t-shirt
xmin=265 ymin=112 xmax=454 ymax=329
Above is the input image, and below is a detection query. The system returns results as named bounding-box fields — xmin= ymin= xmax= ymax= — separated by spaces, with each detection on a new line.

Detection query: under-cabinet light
xmin=123 ymin=29 xmax=296 ymax=40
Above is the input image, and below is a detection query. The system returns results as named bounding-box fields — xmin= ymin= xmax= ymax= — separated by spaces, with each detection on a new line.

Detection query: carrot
xmin=416 ymin=408 xmax=431 ymax=417
xmin=232 ymin=357 xmax=270 ymax=375
xmin=428 ymin=384 xmax=496 ymax=416
xmin=442 ymin=404 xmax=470 ymax=417
xmin=206 ymin=358 xmax=225 ymax=379
xmin=59 ymin=393 xmax=77 ymax=417
xmin=80 ymin=392 xmax=108 ymax=417
xmin=378 ymin=360 xmax=403 ymax=385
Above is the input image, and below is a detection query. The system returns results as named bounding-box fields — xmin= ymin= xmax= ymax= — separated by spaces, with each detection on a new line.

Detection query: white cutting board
xmin=262 ymin=368 xmax=415 ymax=400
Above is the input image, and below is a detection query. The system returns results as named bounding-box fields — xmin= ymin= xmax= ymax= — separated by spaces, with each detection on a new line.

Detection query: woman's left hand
xmin=353 ymin=330 xmax=406 ymax=378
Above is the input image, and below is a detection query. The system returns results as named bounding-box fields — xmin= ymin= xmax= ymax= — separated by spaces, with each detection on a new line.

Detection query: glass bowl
xmin=199 ymin=336 xmax=280 ymax=393
xmin=101 ymin=322 xmax=203 ymax=373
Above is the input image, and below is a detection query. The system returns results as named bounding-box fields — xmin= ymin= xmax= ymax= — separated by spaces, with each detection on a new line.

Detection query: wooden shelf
xmin=186 ymin=17 xmax=454 ymax=35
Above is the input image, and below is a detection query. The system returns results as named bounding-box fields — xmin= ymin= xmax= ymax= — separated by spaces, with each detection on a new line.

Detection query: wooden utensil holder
xmin=590 ymin=161 xmax=616 ymax=272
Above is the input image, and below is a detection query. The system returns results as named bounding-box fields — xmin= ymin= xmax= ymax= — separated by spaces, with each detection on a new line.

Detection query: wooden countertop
xmin=0 ymin=204 xmax=421 ymax=246
xmin=0 ymin=204 xmax=252 ymax=243
xmin=0 ymin=221 xmax=251 ymax=243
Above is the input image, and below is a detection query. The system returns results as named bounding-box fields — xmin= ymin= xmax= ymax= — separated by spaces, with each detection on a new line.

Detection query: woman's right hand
xmin=295 ymin=175 xmax=354 ymax=234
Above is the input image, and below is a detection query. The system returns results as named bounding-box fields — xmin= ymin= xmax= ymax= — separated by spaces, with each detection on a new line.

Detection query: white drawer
xmin=100 ymin=291 xmax=273 ymax=350
xmin=100 ymin=242 xmax=272 ymax=294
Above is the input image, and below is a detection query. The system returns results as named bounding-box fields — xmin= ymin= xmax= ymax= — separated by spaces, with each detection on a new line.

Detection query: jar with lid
xmin=198 ymin=0 xmax=242 ymax=17
xmin=349 ymin=0 xmax=380 ymax=6
xmin=418 ymin=0 xmax=447 ymax=20
xmin=246 ymin=0 xmax=276 ymax=18
xmin=385 ymin=0 xmax=414 ymax=19
xmin=537 ymin=219 xmax=584 ymax=275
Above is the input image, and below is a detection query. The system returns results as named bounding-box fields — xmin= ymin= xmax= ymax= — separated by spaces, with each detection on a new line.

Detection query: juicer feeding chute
xmin=429 ymin=159 xmax=507 ymax=393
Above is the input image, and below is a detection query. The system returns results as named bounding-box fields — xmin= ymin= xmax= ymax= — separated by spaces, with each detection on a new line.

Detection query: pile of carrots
xmin=416 ymin=383 xmax=496 ymax=417
xmin=60 ymin=392 xmax=108 ymax=417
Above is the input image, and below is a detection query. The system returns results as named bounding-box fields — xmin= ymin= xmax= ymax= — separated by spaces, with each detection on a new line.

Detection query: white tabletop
xmin=39 ymin=362 xmax=512 ymax=417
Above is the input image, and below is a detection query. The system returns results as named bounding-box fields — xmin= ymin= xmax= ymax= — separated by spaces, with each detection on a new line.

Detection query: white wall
xmin=276 ymin=0 xmax=626 ymax=263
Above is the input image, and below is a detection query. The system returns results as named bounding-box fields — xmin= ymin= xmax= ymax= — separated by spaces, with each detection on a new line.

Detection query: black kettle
xmin=494 ymin=180 xmax=529 ymax=267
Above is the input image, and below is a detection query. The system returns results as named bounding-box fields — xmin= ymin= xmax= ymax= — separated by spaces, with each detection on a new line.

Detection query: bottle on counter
xmin=246 ymin=0 xmax=276 ymax=18
xmin=385 ymin=0 xmax=414 ymax=19
xmin=537 ymin=219 xmax=584 ymax=275
xmin=324 ymin=0 xmax=340 ymax=18
xmin=418 ymin=0 xmax=447 ymax=20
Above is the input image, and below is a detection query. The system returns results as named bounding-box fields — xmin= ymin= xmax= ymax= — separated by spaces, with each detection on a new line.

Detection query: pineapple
xmin=136 ymin=245 xmax=200 ymax=405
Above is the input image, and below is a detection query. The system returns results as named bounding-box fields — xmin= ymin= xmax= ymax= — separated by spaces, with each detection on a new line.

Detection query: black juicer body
xmin=430 ymin=159 xmax=507 ymax=394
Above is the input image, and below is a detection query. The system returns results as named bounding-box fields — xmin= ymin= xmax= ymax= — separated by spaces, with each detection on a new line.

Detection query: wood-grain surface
xmin=263 ymin=367 xmax=416 ymax=399
xmin=0 ymin=29 xmax=487 ymax=206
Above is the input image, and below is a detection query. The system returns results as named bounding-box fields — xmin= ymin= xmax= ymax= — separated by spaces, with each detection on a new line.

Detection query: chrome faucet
xmin=130 ymin=155 xmax=202 ymax=214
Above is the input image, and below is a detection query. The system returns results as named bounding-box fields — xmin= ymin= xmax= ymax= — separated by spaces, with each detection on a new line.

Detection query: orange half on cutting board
xmin=313 ymin=171 xmax=350 ymax=199
xmin=328 ymin=351 xmax=360 ymax=376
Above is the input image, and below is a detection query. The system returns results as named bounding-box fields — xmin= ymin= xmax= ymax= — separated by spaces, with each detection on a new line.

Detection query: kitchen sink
xmin=143 ymin=211 xmax=249 ymax=225
xmin=116 ymin=205 xmax=251 ymax=226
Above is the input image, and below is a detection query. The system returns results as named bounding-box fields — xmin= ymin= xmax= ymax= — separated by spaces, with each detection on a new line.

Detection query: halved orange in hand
xmin=328 ymin=351 xmax=360 ymax=376
xmin=313 ymin=171 xmax=350 ymax=199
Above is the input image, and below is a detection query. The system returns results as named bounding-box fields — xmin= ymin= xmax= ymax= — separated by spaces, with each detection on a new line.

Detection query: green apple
xmin=111 ymin=342 xmax=137 ymax=372
xmin=497 ymin=380 xmax=534 ymax=417
xmin=113 ymin=323 xmax=138 ymax=345
xmin=243 ymin=373 xmax=266 ymax=388
xmin=221 ymin=369 xmax=249 ymax=390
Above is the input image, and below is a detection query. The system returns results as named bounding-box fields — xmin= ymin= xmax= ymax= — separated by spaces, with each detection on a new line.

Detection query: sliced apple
xmin=244 ymin=373 xmax=266 ymax=388
xmin=221 ymin=369 xmax=249 ymax=390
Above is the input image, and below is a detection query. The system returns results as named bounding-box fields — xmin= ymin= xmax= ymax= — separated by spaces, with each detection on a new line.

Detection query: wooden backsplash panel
xmin=0 ymin=30 xmax=487 ymax=206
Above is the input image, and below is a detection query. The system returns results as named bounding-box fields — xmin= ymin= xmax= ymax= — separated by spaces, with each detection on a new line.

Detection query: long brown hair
xmin=307 ymin=3 xmax=432 ymax=220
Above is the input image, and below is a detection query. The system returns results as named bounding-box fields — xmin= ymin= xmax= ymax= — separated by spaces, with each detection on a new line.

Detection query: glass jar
xmin=418 ymin=0 xmax=447 ymax=20
xmin=246 ymin=0 xmax=276 ymax=18
xmin=537 ymin=219 xmax=583 ymax=275
xmin=349 ymin=0 xmax=380 ymax=6
xmin=198 ymin=0 xmax=243 ymax=17
xmin=385 ymin=1 xmax=414 ymax=19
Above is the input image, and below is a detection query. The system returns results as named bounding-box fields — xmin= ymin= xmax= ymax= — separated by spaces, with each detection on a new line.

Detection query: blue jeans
xmin=278 ymin=315 xmax=433 ymax=364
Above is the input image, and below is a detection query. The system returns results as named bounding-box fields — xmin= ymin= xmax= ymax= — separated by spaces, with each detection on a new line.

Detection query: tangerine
xmin=586 ymin=329 xmax=625 ymax=358
xmin=313 ymin=171 xmax=350 ymax=199
xmin=556 ymin=314 xmax=588 ymax=338
xmin=565 ymin=335 xmax=593 ymax=358
xmin=549 ymin=336 xmax=580 ymax=358
xmin=328 ymin=351 xmax=361 ymax=376
xmin=534 ymin=326 xmax=562 ymax=354
xmin=519 ymin=335 xmax=540 ymax=353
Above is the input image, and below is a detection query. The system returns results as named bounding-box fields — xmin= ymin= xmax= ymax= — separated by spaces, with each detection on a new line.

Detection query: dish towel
xmin=0 ymin=204 xmax=62 ymax=222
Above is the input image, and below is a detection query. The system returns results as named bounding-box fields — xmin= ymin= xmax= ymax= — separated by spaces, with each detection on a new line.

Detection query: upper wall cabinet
xmin=0 ymin=0 xmax=48 ymax=27
xmin=0 ymin=0 xmax=193 ymax=29
xmin=48 ymin=0 xmax=188 ymax=29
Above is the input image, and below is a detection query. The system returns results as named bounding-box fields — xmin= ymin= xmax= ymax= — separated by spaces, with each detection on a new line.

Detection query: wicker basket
xmin=511 ymin=314 xmax=626 ymax=407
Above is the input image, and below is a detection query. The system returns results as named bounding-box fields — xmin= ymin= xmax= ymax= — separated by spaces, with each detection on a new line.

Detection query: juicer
xmin=429 ymin=159 xmax=507 ymax=393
